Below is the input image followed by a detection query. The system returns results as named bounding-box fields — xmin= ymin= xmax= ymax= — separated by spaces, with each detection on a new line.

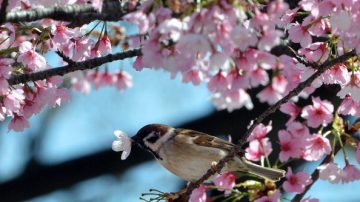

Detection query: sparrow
xmin=132 ymin=124 xmax=285 ymax=182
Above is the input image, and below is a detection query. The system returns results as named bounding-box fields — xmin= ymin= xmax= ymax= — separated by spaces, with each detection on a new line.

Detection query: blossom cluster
xmin=0 ymin=1 xmax=133 ymax=131
xmin=1 ymin=0 xmax=360 ymax=201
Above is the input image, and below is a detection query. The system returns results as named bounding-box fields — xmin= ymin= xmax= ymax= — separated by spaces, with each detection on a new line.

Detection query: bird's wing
xmin=175 ymin=128 xmax=235 ymax=152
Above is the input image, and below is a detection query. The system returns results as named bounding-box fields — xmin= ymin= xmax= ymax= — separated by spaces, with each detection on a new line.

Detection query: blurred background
xmin=0 ymin=24 xmax=359 ymax=202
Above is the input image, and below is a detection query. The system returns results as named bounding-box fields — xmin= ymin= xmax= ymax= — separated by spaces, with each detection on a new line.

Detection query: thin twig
xmin=8 ymin=48 xmax=141 ymax=85
xmin=56 ymin=50 xmax=75 ymax=65
xmin=286 ymin=45 xmax=318 ymax=67
xmin=177 ymin=50 xmax=357 ymax=201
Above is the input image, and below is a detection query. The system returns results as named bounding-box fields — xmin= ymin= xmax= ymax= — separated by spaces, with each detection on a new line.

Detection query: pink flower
xmin=247 ymin=122 xmax=272 ymax=141
xmin=214 ymin=172 xmax=236 ymax=196
xmin=230 ymin=25 xmax=258 ymax=51
xmin=98 ymin=35 xmax=112 ymax=56
xmin=298 ymin=42 xmax=329 ymax=63
xmin=51 ymin=22 xmax=75 ymax=45
xmin=72 ymin=37 xmax=92 ymax=61
xmin=0 ymin=58 xmax=12 ymax=79
xmin=257 ymin=85 xmax=282 ymax=105
xmin=114 ymin=71 xmax=133 ymax=91
xmin=283 ymin=168 xmax=312 ymax=193
xmin=207 ymin=71 xmax=229 ymax=92
xmin=258 ymin=30 xmax=283 ymax=51
xmin=330 ymin=10 xmax=352 ymax=33
xmin=337 ymin=71 xmax=360 ymax=102
xmin=318 ymin=162 xmax=342 ymax=184
xmin=87 ymin=70 xmax=114 ymax=89
xmin=123 ymin=11 xmax=149 ymax=34
xmin=249 ymin=68 xmax=269 ymax=87
xmin=278 ymin=8 xmax=299 ymax=28
xmin=254 ymin=190 xmax=281 ymax=202
xmin=341 ymin=164 xmax=360 ymax=183
xmin=3 ymin=89 xmax=25 ymax=114
xmin=8 ymin=115 xmax=30 ymax=132
xmin=0 ymin=58 xmax=12 ymax=94
xmin=280 ymin=102 xmax=301 ymax=124
xmin=303 ymin=133 xmax=331 ymax=161
xmin=356 ymin=143 xmax=360 ymax=164
xmin=288 ymin=23 xmax=312 ymax=48
xmin=189 ymin=185 xmax=207 ymax=202
xmin=301 ymin=97 xmax=334 ymax=128
xmin=338 ymin=96 xmax=360 ymax=116
xmin=322 ymin=64 xmax=350 ymax=85
xmin=278 ymin=130 xmax=302 ymax=162
xmin=158 ymin=18 xmax=183 ymax=42
xmin=133 ymin=56 xmax=144 ymax=71
xmin=176 ymin=34 xmax=211 ymax=58
xmin=17 ymin=41 xmax=47 ymax=71
xmin=245 ymin=138 xmax=272 ymax=161
xmin=287 ymin=122 xmax=310 ymax=139
xmin=182 ymin=69 xmax=203 ymax=85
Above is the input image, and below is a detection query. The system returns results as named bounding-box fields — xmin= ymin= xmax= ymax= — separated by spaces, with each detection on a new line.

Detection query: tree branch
xmin=178 ymin=50 xmax=357 ymax=201
xmin=8 ymin=48 xmax=141 ymax=85
xmin=3 ymin=1 xmax=135 ymax=24
xmin=0 ymin=0 xmax=9 ymax=24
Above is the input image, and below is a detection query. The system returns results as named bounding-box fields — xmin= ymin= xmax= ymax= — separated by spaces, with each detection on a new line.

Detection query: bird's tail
xmin=239 ymin=158 xmax=286 ymax=181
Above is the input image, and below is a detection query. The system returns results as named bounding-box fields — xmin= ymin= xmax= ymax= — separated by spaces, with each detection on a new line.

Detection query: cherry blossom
xmin=8 ymin=115 xmax=30 ymax=132
xmin=318 ymin=162 xmax=342 ymax=184
xmin=288 ymin=23 xmax=312 ymax=48
xmin=214 ymin=172 xmax=236 ymax=196
xmin=301 ymin=97 xmax=334 ymax=128
xmin=247 ymin=122 xmax=272 ymax=142
xmin=303 ymin=133 xmax=331 ymax=161
xmin=341 ymin=164 xmax=360 ymax=183
xmin=123 ymin=11 xmax=149 ymax=34
xmin=278 ymin=130 xmax=302 ymax=162
xmin=112 ymin=130 xmax=132 ymax=160
xmin=298 ymin=42 xmax=329 ymax=63
xmin=283 ymin=168 xmax=312 ymax=193
xmin=245 ymin=138 xmax=272 ymax=161
xmin=337 ymin=72 xmax=360 ymax=102
xmin=114 ymin=71 xmax=133 ymax=91
xmin=189 ymin=185 xmax=207 ymax=202
xmin=17 ymin=41 xmax=47 ymax=71
xmin=337 ymin=96 xmax=360 ymax=116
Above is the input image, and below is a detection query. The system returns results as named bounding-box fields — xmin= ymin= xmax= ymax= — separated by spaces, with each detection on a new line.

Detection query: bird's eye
xmin=146 ymin=132 xmax=160 ymax=143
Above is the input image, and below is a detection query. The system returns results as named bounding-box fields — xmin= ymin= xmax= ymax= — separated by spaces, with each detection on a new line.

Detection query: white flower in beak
xmin=112 ymin=130 xmax=132 ymax=160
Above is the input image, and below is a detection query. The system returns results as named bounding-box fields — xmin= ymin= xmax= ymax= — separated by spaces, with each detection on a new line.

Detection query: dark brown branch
xmin=292 ymin=144 xmax=342 ymax=202
xmin=0 ymin=0 xmax=9 ymax=24
xmin=4 ymin=1 xmax=135 ymax=24
xmin=8 ymin=48 xmax=141 ymax=85
xmin=178 ymin=50 xmax=357 ymax=201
